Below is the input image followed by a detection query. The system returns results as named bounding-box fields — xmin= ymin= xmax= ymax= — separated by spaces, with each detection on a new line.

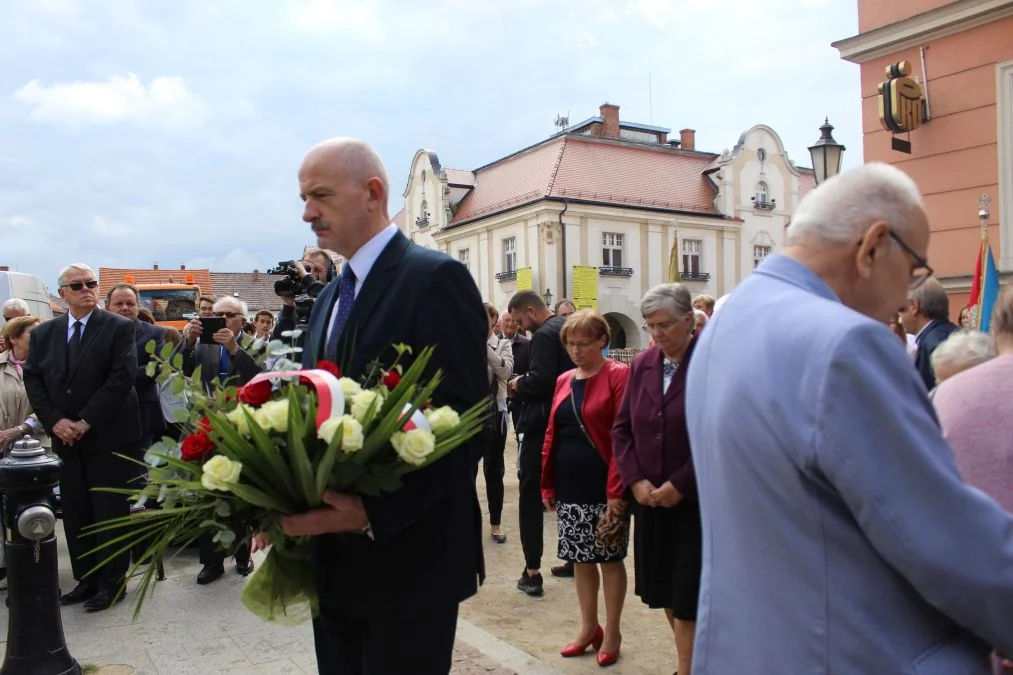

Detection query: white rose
xmin=201 ymin=456 xmax=243 ymax=491
xmin=391 ymin=428 xmax=436 ymax=466
xmin=253 ymin=399 xmax=289 ymax=433
xmin=424 ymin=406 xmax=461 ymax=436
xmin=317 ymin=415 xmax=365 ymax=453
xmin=339 ymin=377 xmax=362 ymax=398
xmin=226 ymin=404 xmax=253 ymax=437
xmin=350 ymin=389 xmax=384 ymax=422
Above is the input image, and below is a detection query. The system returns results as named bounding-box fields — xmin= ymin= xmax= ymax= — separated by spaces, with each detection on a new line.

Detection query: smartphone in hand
xmin=198 ymin=317 xmax=226 ymax=344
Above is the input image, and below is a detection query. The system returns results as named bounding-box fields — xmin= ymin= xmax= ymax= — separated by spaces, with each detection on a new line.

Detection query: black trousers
xmin=312 ymin=603 xmax=459 ymax=674
xmin=198 ymin=531 xmax=251 ymax=567
xmin=517 ymin=430 xmax=545 ymax=570
xmin=475 ymin=412 xmax=507 ymax=526
xmin=60 ymin=443 xmax=139 ymax=588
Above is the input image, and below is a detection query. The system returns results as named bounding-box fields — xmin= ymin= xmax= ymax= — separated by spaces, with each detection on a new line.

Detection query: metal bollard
xmin=0 ymin=436 xmax=79 ymax=675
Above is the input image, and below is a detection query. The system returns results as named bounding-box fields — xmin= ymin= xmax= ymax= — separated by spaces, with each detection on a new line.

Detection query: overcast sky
xmin=1 ymin=0 xmax=860 ymax=291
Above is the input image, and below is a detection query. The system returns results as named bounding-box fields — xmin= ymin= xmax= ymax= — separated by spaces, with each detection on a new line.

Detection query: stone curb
xmin=456 ymin=618 xmax=564 ymax=674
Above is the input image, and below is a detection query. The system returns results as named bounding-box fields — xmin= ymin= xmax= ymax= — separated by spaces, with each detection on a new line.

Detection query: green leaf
xmin=171 ymin=408 xmax=189 ymax=423
xmin=145 ymin=362 xmax=157 ymax=378
xmin=215 ymin=500 xmax=231 ymax=517
xmin=227 ymin=482 xmax=294 ymax=513
xmin=145 ymin=339 xmax=157 ymax=355
xmin=192 ymin=364 xmax=203 ymax=386
xmin=171 ymin=353 xmax=183 ymax=369
xmin=242 ymin=407 xmax=300 ymax=502
xmin=212 ymin=529 xmax=236 ymax=546
xmin=159 ymin=343 xmax=174 ymax=360
xmin=286 ymin=387 xmax=318 ymax=507
xmin=314 ymin=422 xmax=344 ymax=496
xmin=353 ymin=473 xmax=381 ymax=497
xmin=370 ymin=464 xmax=403 ymax=493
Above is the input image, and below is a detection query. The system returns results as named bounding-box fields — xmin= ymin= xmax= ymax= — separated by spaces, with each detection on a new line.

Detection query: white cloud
xmin=89 ymin=215 xmax=131 ymax=238
xmin=289 ymin=0 xmax=386 ymax=40
xmin=7 ymin=216 xmax=35 ymax=230
xmin=13 ymin=73 xmax=210 ymax=129
xmin=600 ymin=8 xmax=618 ymax=21
xmin=630 ymin=0 xmax=673 ymax=27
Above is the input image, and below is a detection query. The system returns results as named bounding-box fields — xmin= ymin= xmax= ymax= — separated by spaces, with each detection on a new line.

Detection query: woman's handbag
xmin=569 ymin=378 xmax=630 ymax=550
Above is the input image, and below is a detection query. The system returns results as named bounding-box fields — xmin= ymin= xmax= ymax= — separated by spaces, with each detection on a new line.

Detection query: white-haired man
xmin=1 ymin=298 xmax=30 ymax=351
xmin=929 ymin=329 xmax=994 ymax=387
xmin=23 ymin=263 xmax=142 ymax=611
xmin=686 ymin=163 xmax=1013 ymax=672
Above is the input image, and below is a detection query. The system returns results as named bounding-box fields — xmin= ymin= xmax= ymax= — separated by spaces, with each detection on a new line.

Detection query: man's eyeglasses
xmin=213 ymin=311 xmax=243 ymax=319
xmin=61 ymin=280 xmax=99 ymax=291
xmin=888 ymin=229 xmax=933 ymax=290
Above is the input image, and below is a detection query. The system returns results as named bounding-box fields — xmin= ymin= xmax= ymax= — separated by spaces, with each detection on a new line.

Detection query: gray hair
xmin=214 ymin=296 xmax=248 ymax=316
xmin=909 ymin=278 xmax=950 ymax=321
xmin=785 ymin=163 xmax=923 ymax=246
xmin=693 ymin=309 xmax=709 ymax=325
xmin=931 ymin=330 xmax=994 ymax=375
xmin=57 ymin=263 xmax=96 ymax=287
xmin=2 ymin=298 xmax=30 ymax=315
xmin=640 ymin=283 xmax=692 ymax=319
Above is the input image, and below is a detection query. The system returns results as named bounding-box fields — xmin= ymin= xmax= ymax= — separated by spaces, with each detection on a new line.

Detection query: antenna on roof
xmin=649 ymin=72 xmax=653 ymax=125
xmin=554 ymin=114 xmax=569 ymax=132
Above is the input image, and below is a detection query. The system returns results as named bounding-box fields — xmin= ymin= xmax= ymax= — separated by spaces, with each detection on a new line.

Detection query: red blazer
xmin=541 ymin=359 xmax=629 ymax=501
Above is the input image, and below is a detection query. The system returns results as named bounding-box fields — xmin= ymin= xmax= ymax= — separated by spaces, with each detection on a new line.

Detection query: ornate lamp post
xmin=542 ymin=288 xmax=553 ymax=307
xmin=808 ymin=118 xmax=846 ymax=185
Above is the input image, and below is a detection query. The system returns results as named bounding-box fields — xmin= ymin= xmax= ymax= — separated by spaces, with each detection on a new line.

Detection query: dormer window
xmin=415 ymin=198 xmax=430 ymax=228
xmin=752 ymin=181 xmax=776 ymax=211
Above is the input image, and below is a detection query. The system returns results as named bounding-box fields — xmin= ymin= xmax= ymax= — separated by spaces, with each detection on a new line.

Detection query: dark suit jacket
xmin=508 ymin=333 xmax=530 ymax=376
xmin=612 ymin=341 xmax=698 ymax=500
xmin=135 ymin=321 xmax=166 ymax=437
xmin=914 ymin=319 xmax=960 ymax=390
xmin=512 ymin=315 xmax=574 ymax=434
xmin=24 ymin=309 xmax=142 ymax=452
xmin=303 ymin=229 xmax=487 ymax=617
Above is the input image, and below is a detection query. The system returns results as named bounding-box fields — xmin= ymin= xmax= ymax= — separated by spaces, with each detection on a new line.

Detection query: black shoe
xmin=84 ymin=587 xmax=124 ymax=612
xmin=60 ymin=582 xmax=98 ymax=605
xmin=490 ymin=529 xmax=507 ymax=544
xmin=517 ymin=570 xmax=544 ymax=597
xmin=236 ymin=559 xmax=254 ymax=577
xmin=551 ymin=561 xmax=574 ymax=578
xmin=196 ymin=563 xmax=225 ymax=585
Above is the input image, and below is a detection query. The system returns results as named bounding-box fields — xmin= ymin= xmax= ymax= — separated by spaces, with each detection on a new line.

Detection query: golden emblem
xmin=878 ymin=62 xmax=923 ymax=134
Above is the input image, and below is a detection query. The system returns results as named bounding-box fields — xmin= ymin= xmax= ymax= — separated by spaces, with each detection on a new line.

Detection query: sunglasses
xmin=213 ymin=311 xmax=243 ymax=319
xmin=61 ymin=280 xmax=99 ymax=291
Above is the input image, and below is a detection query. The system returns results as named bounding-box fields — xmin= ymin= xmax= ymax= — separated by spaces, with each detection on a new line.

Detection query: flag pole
xmin=975 ymin=195 xmax=992 ymax=330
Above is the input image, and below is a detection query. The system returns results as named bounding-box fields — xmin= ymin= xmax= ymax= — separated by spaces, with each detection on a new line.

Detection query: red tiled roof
xmin=210 ymin=272 xmax=286 ymax=314
xmin=99 ymin=267 xmax=213 ymax=302
xmin=49 ymin=295 xmax=67 ymax=315
xmin=450 ymin=135 xmax=720 ymax=225
xmin=797 ymin=170 xmax=817 ymax=196
xmin=445 ymin=168 xmax=475 ymax=187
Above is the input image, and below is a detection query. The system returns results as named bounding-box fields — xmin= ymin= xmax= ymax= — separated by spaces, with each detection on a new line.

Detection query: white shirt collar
xmin=67 ymin=310 xmax=94 ymax=339
xmin=346 ymin=224 xmax=398 ymax=293
xmin=914 ymin=319 xmax=934 ymax=341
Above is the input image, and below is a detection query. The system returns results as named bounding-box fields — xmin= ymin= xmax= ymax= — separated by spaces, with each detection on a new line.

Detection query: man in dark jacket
xmin=901 ymin=278 xmax=960 ymax=390
xmin=508 ymin=290 xmax=575 ymax=596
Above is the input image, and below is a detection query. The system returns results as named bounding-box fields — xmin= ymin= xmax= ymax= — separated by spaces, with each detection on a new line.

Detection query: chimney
xmin=180 ymin=264 xmax=186 ymax=270
xmin=680 ymin=128 xmax=696 ymax=151
xmin=252 ymin=269 xmax=260 ymax=281
xmin=153 ymin=262 xmax=159 ymax=270
xmin=0 ymin=266 xmax=8 ymax=272
xmin=600 ymin=103 xmax=620 ymax=139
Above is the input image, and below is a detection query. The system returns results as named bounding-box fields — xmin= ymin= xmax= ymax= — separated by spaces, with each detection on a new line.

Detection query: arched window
xmin=421 ymin=169 xmax=427 ymax=182
xmin=756 ymin=181 xmax=768 ymax=202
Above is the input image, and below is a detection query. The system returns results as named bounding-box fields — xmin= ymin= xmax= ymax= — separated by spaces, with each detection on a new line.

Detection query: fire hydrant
xmin=0 ymin=435 xmax=79 ymax=675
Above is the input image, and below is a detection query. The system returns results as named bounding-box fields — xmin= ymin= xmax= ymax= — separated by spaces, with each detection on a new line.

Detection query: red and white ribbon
xmin=400 ymin=404 xmax=431 ymax=433
xmin=243 ymin=369 xmax=345 ymax=431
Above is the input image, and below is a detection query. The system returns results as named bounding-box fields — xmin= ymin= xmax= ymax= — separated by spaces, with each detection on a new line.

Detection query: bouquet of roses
xmin=83 ymin=340 xmax=487 ymax=625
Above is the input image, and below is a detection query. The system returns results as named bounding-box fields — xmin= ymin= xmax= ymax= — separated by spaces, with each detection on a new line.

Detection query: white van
xmin=0 ymin=269 xmax=55 ymax=325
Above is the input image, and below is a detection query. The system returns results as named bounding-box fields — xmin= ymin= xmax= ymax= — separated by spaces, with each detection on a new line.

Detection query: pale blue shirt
xmin=325 ymin=224 xmax=398 ymax=346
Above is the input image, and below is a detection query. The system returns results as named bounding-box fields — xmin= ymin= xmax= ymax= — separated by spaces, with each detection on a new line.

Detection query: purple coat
xmin=611 ymin=340 xmax=697 ymax=499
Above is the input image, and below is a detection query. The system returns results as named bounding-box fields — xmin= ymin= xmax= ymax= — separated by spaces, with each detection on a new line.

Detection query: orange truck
xmin=124 ymin=274 xmax=201 ymax=330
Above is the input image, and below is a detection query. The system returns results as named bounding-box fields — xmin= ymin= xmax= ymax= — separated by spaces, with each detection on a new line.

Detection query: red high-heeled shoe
xmin=596 ymin=635 xmax=621 ymax=667
xmin=561 ymin=625 xmax=604 ymax=657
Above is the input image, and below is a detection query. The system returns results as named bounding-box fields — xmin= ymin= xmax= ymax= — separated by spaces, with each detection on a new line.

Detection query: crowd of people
xmin=3 ymin=141 xmax=1013 ymax=674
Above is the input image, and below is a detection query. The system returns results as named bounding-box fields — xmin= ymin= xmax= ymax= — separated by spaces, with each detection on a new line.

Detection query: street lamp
xmin=542 ymin=287 xmax=553 ymax=307
xmin=808 ymin=118 xmax=846 ymax=185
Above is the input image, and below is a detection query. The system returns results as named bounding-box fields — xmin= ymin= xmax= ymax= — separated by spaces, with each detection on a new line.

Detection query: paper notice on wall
xmin=516 ymin=267 xmax=533 ymax=290
xmin=572 ymin=266 xmax=598 ymax=310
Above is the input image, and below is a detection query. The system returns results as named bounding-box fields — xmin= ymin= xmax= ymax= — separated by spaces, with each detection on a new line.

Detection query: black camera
xmin=268 ymin=260 xmax=302 ymax=298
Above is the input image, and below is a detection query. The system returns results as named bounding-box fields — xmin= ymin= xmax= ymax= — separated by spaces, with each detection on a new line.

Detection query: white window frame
xmin=682 ymin=239 xmax=702 ymax=276
xmin=998 ymin=59 xmax=1013 ymax=269
xmin=602 ymin=232 xmax=624 ymax=268
xmin=458 ymin=248 xmax=470 ymax=271
xmin=753 ymin=244 xmax=772 ymax=268
xmin=503 ymin=237 xmax=517 ymax=274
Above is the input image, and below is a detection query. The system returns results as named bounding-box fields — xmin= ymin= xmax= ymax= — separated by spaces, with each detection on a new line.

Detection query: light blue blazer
xmin=686 ymin=254 xmax=1013 ymax=674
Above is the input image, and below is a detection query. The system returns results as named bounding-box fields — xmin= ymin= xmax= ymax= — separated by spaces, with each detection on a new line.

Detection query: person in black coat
xmin=24 ymin=263 xmax=142 ymax=612
xmin=280 ymin=138 xmax=487 ymax=675
xmin=901 ymin=278 xmax=961 ymax=390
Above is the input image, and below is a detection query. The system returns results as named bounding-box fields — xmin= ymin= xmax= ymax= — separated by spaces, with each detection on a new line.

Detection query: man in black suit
xmin=499 ymin=310 xmax=529 ymax=435
xmin=106 ymin=283 xmax=166 ymax=449
xmin=507 ymin=290 xmax=574 ymax=597
xmin=23 ymin=263 xmax=142 ymax=612
xmin=278 ymin=138 xmax=487 ymax=675
xmin=901 ymin=277 xmax=960 ymax=390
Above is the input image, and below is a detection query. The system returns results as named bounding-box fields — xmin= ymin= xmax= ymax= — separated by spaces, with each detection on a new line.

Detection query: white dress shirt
xmin=326 ymin=224 xmax=399 ymax=346
xmin=67 ymin=311 xmax=93 ymax=341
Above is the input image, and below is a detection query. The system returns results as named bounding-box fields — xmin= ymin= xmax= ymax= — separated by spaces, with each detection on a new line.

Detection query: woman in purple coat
xmin=612 ymin=283 xmax=700 ymax=675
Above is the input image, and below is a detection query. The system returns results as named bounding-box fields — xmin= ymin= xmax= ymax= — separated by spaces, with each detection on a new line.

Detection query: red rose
xmin=197 ymin=416 xmax=212 ymax=434
xmin=317 ymin=360 xmax=341 ymax=378
xmin=180 ymin=432 xmax=214 ymax=462
xmin=239 ymin=380 xmax=272 ymax=406
xmin=382 ymin=370 xmax=402 ymax=389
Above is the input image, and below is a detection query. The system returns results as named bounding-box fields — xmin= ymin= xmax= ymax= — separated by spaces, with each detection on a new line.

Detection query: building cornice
xmin=832 ymin=0 xmax=1013 ymax=64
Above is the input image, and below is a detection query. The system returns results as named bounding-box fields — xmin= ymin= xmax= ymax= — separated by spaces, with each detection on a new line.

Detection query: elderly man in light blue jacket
xmin=686 ymin=162 xmax=1013 ymax=674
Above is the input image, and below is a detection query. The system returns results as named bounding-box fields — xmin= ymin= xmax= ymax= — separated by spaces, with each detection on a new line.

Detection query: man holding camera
xmin=177 ymin=295 xmax=261 ymax=583
xmin=271 ymin=247 xmax=335 ymax=342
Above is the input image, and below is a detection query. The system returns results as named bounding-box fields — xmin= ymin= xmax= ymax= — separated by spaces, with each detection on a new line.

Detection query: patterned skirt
xmin=556 ymin=501 xmax=628 ymax=564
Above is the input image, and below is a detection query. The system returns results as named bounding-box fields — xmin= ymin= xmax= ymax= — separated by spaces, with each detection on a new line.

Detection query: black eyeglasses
xmin=61 ymin=280 xmax=99 ymax=291
xmin=213 ymin=311 xmax=243 ymax=319
xmin=888 ymin=229 xmax=933 ymax=290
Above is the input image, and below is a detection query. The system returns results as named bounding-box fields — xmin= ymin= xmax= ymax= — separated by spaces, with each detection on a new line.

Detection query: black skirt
xmin=632 ymin=498 xmax=702 ymax=621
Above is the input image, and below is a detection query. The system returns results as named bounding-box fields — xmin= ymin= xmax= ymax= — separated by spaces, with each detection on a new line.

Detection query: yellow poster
xmin=572 ymin=266 xmax=598 ymax=310
xmin=516 ymin=267 xmax=533 ymax=290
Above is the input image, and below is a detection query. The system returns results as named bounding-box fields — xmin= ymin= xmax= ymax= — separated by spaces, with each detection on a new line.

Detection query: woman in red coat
xmin=541 ymin=310 xmax=629 ymax=667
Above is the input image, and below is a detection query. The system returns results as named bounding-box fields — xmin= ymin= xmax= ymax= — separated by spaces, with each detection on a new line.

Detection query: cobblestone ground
xmin=451 ymin=643 xmax=516 ymax=675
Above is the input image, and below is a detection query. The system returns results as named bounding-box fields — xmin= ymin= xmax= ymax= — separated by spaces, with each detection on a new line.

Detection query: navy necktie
xmin=67 ymin=320 xmax=82 ymax=371
xmin=219 ymin=346 xmax=231 ymax=384
xmin=326 ymin=264 xmax=357 ymax=362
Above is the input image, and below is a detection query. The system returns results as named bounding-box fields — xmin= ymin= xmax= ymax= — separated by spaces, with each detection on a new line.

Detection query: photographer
xmin=271 ymin=247 xmax=335 ymax=343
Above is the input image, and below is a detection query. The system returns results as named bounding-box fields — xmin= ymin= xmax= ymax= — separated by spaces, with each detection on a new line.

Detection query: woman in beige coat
xmin=0 ymin=315 xmax=48 ymax=452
